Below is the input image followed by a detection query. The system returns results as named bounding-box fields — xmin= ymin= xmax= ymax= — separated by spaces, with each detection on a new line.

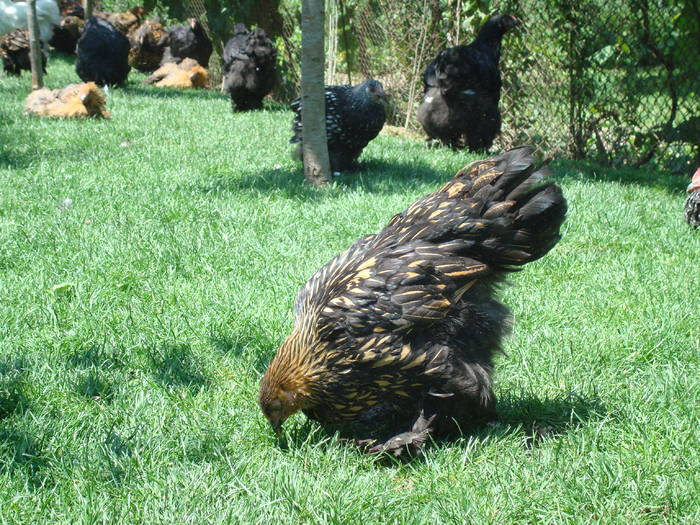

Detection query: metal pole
xmin=26 ymin=0 xmax=44 ymax=90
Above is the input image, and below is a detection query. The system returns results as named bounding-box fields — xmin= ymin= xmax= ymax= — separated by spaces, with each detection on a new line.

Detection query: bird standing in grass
xmin=418 ymin=14 xmax=520 ymax=151
xmin=259 ymin=146 xmax=567 ymax=456
xmin=685 ymin=167 xmax=700 ymax=228
xmin=128 ymin=18 xmax=169 ymax=72
xmin=222 ymin=24 xmax=277 ymax=111
xmin=160 ymin=18 xmax=212 ymax=69
xmin=0 ymin=28 xmax=46 ymax=75
xmin=75 ymin=17 xmax=130 ymax=86
xmin=290 ymin=79 xmax=388 ymax=173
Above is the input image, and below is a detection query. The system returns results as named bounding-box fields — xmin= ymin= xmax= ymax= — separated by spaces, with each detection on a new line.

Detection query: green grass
xmin=1 ymin=56 xmax=698 ymax=524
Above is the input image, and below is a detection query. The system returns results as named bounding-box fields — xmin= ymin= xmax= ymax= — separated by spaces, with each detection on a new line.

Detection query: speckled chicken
xmin=290 ymin=79 xmax=388 ymax=173
xmin=144 ymin=57 xmax=207 ymax=89
xmin=160 ymin=18 xmax=212 ymax=69
xmin=419 ymin=14 xmax=519 ymax=151
xmin=24 ymin=82 xmax=110 ymax=118
xmin=75 ymin=16 xmax=130 ymax=86
xmin=259 ymin=146 xmax=567 ymax=456
xmin=222 ymin=23 xmax=277 ymax=111
xmin=1 ymin=28 xmax=46 ymax=75
xmin=685 ymin=168 xmax=700 ymax=228
xmin=128 ymin=18 xmax=168 ymax=72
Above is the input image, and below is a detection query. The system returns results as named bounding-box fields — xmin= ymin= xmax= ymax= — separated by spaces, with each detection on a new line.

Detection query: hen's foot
xmin=357 ymin=410 xmax=437 ymax=457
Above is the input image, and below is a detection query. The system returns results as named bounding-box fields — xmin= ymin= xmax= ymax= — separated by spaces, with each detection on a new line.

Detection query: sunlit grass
xmin=0 ymin=56 xmax=698 ymax=524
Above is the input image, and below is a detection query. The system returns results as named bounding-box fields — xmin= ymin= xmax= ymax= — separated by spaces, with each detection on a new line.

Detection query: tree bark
xmin=26 ymin=0 xmax=44 ymax=90
xmin=301 ymin=0 xmax=331 ymax=185
xmin=83 ymin=0 xmax=94 ymax=20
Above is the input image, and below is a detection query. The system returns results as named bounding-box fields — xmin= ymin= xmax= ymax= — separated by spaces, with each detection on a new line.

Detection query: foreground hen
xmin=259 ymin=146 xmax=567 ymax=455
xmin=290 ymin=79 xmax=387 ymax=173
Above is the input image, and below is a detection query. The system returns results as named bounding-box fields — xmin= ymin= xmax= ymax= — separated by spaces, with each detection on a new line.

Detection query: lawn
xmin=0 ymin=56 xmax=698 ymax=524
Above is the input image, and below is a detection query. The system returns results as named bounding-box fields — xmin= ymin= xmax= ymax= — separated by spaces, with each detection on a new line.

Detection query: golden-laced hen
xmin=259 ymin=146 xmax=567 ymax=456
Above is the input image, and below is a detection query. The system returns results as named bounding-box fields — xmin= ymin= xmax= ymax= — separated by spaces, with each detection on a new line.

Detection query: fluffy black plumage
xmin=222 ymin=24 xmax=277 ymax=111
xmin=160 ymin=18 xmax=212 ymax=69
xmin=290 ymin=79 xmax=388 ymax=173
xmin=75 ymin=16 xmax=130 ymax=86
xmin=418 ymin=13 xmax=519 ymax=151
xmin=0 ymin=29 xmax=46 ymax=76
xmin=259 ymin=146 xmax=567 ymax=456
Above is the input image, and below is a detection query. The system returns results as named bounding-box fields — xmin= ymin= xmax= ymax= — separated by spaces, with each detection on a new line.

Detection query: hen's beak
xmin=271 ymin=421 xmax=282 ymax=437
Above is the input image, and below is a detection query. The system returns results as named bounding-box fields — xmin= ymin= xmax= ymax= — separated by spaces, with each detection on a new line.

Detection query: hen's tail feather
xmin=386 ymin=146 xmax=566 ymax=275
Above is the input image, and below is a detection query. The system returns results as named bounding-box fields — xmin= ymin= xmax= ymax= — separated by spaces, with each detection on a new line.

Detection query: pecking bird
xmin=1 ymin=28 xmax=46 ymax=75
xmin=418 ymin=14 xmax=520 ymax=151
xmin=290 ymin=79 xmax=388 ymax=173
xmin=144 ymin=57 xmax=208 ymax=89
xmin=128 ymin=18 xmax=169 ymax=72
xmin=222 ymin=23 xmax=277 ymax=111
xmin=24 ymin=81 xmax=110 ymax=118
xmin=259 ymin=146 xmax=567 ymax=456
xmin=685 ymin=167 xmax=700 ymax=229
xmin=160 ymin=18 xmax=212 ymax=69
xmin=75 ymin=16 xmax=130 ymax=86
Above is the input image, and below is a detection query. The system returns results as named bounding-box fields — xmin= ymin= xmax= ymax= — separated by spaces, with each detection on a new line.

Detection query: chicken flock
xmin=3 ymin=4 xmax=694 ymax=457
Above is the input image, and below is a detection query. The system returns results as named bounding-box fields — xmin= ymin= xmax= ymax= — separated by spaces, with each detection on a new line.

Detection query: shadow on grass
xmin=147 ymin=343 xmax=210 ymax=392
xmin=552 ymin=159 xmax=688 ymax=194
xmin=193 ymin=157 xmax=452 ymax=200
xmin=0 ymin=357 xmax=30 ymax=420
xmin=279 ymin=390 xmax=606 ymax=462
xmin=208 ymin=331 xmax=274 ymax=375
xmin=0 ymin=429 xmax=50 ymax=488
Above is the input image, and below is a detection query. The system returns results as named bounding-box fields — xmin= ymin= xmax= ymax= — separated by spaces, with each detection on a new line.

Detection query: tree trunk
xmin=301 ymin=0 xmax=331 ymax=185
xmin=26 ymin=0 xmax=44 ymax=90
xmin=83 ymin=0 xmax=94 ymax=20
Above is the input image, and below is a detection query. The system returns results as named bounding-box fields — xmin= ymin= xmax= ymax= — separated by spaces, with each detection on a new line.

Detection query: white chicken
xmin=0 ymin=0 xmax=60 ymax=43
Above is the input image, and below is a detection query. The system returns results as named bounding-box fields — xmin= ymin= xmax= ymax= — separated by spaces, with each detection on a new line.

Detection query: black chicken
xmin=686 ymin=168 xmax=700 ymax=228
xmin=259 ymin=146 xmax=567 ymax=456
xmin=160 ymin=18 xmax=212 ymax=69
xmin=290 ymin=79 xmax=388 ymax=173
xmin=418 ymin=14 xmax=520 ymax=151
xmin=75 ymin=16 xmax=130 ymax=86
xmin=1 ymin=28 xmax=46 ymax=76
xmin=49 ymin=15 xmax=84 ymax=55
xmin=222 ymin=23 xmax=277 ymax=111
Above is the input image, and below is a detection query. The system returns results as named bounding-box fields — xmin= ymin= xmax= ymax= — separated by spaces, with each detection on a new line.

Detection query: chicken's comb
xmin=689 ymin=168 xmax=700 ymax=193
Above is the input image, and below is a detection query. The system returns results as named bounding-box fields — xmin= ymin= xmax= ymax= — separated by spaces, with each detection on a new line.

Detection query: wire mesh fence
xmin=179 ymin=0 xmax=698 ymax=170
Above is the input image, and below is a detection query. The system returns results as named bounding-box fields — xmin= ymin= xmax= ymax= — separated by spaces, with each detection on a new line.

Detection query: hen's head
xmin=491 ymin=13 xmax=521 ymax=32
xmin=258 ymin=332 xmax=317 ymax=435
xmin=688 ymin=168 xmax=700 ymax=193
xmin=363 ymin=79 xmax=387 ymax=103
